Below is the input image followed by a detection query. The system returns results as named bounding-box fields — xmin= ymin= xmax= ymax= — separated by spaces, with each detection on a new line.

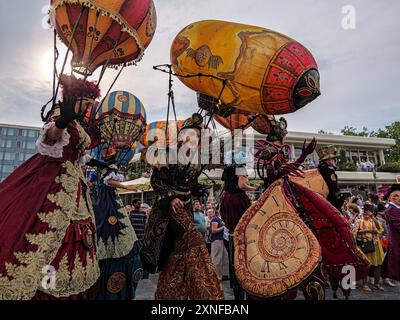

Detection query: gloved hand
xmin=296 ymin=138 xmax=317 ymax=164
xmin=86 ymin=158 xmax=109 ymax=170
xmin=55 ymin=96 xmax=79 ymax=129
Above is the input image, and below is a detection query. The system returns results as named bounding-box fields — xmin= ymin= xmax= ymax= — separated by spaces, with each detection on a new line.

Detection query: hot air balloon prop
xmin=139 ymin=120 xmax=184 ymax=148
xmin=213 ymin=112 xmax=254 ymax=131
xmin=171 ymin=20 xmax=321 ymax=117
xmin=96 ymin=91 xmax=147 ymax=152
xmin=50 ymin=0 xmax=157 ymax=76
xmin=251 ymin=115 xmax=276 ymax=135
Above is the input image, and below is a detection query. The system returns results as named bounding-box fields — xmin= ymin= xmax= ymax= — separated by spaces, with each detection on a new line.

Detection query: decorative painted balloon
xmin=251 ymin=115 xmax=276 ymax=135
xmin=171 ymin=20 xmax=321 ymax=116
xmin=50 ymin=0 xmax=157 ymax=75
xmin=214 ymin=112 xmax=254 ymax=131
xmin=139 ymin=120 xmax=184 ymax=147
xmin=96 ymin=91 xmax=147 ymax=149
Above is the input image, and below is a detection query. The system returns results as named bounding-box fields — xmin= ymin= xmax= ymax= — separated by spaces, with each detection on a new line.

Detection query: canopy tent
xmin=118 ymin=177 xmax=152 ymax=202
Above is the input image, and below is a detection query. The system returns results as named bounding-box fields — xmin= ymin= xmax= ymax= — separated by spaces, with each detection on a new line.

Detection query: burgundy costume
xmin=0 ymin=120 xmax=99 ymax=300
xmin=236 ymin=139 xmax=369 ymax=300
xmin=220 ymin=166 xmax=251 ymax=232
xmin=384 ymin=203 xmax=400 ymax=281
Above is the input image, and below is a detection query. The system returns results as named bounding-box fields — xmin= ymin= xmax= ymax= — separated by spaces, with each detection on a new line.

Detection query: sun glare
xmin=42 ymin=49 xmax=54 ymax=82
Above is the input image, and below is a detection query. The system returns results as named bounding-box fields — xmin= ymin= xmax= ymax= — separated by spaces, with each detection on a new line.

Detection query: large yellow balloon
xmin=171 ymin=20 xmax=321 ymax=116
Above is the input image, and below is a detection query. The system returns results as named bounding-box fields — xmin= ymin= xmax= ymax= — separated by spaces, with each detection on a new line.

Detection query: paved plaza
xmin=135 ymin=274 xmax=400 ymax=300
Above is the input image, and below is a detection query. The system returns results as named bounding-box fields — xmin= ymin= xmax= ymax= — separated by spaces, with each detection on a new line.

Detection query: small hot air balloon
xmin=140 ymin=120 xmax=184 ymax=148
xmin=214 ymin=112 xmax=254 ymax=131
xmin=50 ymin=0 xmax=157 ymax=75
xmin=251 ymin=115 xmax=276 ymax=135
xmin=171 ymin=20 xmax=320 ymax=116
xmin=96 ymin=91 xmax=147 ymax=149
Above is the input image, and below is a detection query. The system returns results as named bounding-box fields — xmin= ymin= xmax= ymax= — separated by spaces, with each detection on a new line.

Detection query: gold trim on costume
xmin=0 ymin=124 xmax=99 ymax=300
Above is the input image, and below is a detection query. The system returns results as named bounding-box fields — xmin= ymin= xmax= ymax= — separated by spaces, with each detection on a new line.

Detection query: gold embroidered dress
xmin=0 ymin=120 xmax=100 ymax=300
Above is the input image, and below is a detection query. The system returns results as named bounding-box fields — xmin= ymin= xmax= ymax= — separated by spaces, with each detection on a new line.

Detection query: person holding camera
xmin=354 ymin=203 xmax=385 ymax=292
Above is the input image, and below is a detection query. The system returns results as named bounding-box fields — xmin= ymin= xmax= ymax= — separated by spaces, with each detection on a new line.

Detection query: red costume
xmin=0 ymin=75 xmax=101 ymax=300
xmin=384 ymin=202 xmax=400 ymax=281
xmin=0 ymin=120 xmax=99 ymax=300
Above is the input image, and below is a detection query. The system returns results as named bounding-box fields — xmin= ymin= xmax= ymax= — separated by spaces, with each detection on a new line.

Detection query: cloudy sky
xmin=0 ymin=0 xmax=398 ymax=133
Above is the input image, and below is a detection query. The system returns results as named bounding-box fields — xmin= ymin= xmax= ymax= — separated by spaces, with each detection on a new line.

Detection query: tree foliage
xmin=340 ymin=122 xmax=400 ymax=163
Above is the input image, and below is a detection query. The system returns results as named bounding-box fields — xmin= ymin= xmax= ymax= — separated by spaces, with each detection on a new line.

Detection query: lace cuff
xmin=103 ymin=172 xmax=124 ymax=186
xmin=36 ymin=122 xmax=70 ymax=158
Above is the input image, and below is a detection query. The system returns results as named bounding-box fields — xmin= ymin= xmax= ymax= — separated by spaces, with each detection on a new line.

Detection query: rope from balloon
xmin=153 ymin=64 xmax=229 ymax=130
xmin=52 ymin=29 xmax=59 ymax=107
xmin=41 ymin=30 xmax=60 ymax=122
xmin=164 ymin=64 xmax=178 ymax=142
xmin=94 ymin=63 xmax=126 ymax=116
xmin=41 ymin=6 xmax=85 ymax=122
xmin=96 ymin=30 xmax=124 ymax=87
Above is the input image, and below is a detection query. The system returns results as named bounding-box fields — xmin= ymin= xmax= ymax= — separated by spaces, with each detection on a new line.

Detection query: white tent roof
xmin=121 ymin=177 xmax=151 ymax=186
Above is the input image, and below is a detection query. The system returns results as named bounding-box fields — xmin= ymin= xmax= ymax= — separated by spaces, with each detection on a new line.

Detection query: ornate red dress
xmin=0 ymin=120 xmax=100 ymax=300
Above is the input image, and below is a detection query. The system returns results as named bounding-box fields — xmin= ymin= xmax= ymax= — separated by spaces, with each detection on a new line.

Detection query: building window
xmin=3 ymin=152 xmax=15 ymax=161
xmin=350 ymin=150 xmax=359 ymax=163
xmin=3 ymin=165 xmax=15 ymax=174
xmin=28 ymin=130 xmax=38 ymax=138
xmin=7 ymin=128 xmax=15 ymax=136
xmin=27 ymin=141 xmax=36 ymax=150
xmin=21 ymin=141 xmax=36 ymax=150
xmin=25 ymin=153 xmax=34 ymax=161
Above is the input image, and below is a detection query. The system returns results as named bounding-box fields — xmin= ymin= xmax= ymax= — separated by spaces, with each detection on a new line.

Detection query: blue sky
xmin=0 ymin=0 xmax=398 ymax=133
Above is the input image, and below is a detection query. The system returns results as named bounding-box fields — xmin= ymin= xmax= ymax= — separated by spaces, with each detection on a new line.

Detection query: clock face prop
xmin=234 ymin=180 xmax=321 ymax=298
xmin=290 ymin=169 xmax=329 ymax=199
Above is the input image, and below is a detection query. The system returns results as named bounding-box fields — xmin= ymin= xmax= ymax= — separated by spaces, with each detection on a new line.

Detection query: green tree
xmin=373 ymin=122 xmax=400 ymax=162
xmin=341 ymin=122 xmax=400 ymax=163
xmin=341 ymin=126 xmax=373 ymax=137
xmin=318 ymin=129 xmax=333 ymax=135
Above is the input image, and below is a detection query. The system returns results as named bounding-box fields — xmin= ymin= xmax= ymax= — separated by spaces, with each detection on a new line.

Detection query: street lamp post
xmin=372 ymin=167 xmax=378 ymax=192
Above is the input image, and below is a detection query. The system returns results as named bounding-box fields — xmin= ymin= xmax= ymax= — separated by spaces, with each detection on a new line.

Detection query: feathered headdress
xmin=59 ymin=74 xmax=101 ymax=99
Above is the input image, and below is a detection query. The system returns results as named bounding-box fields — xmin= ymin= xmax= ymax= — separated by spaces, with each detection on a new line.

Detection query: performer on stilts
xmin=0 ymin=75 xmax=101 ymax=300
xmin=90 ymin=147 xmax=143 ymax=300
xmin=141 ymin=113 xmax=224 ymax=300
xmin=234 ymin=116 xmax=370 ymax=300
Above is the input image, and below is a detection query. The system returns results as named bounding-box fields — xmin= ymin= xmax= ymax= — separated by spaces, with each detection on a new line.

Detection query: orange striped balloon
xmin=140 ymin=120 xmax=184 ymax=147
xmin=50 ymin=0 xmax=157 ymax=75
xmin=214 ymin=112 xmax=254 ymax=131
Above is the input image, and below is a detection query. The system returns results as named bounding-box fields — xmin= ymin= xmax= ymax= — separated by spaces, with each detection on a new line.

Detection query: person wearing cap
xmin=317 ymin=145 xmax=344 ymax=211
xmin=382 ymin=185 xmax=400 ymax=287
xmin=140 ymin=113 xmax=224 ymax=300
xmin=354 ymin=203 xmax=385 ymax=292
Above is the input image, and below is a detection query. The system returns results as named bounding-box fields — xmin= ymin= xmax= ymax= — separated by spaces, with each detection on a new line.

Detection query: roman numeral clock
xmin=234 ymin=180 xmax=322 ymax=299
